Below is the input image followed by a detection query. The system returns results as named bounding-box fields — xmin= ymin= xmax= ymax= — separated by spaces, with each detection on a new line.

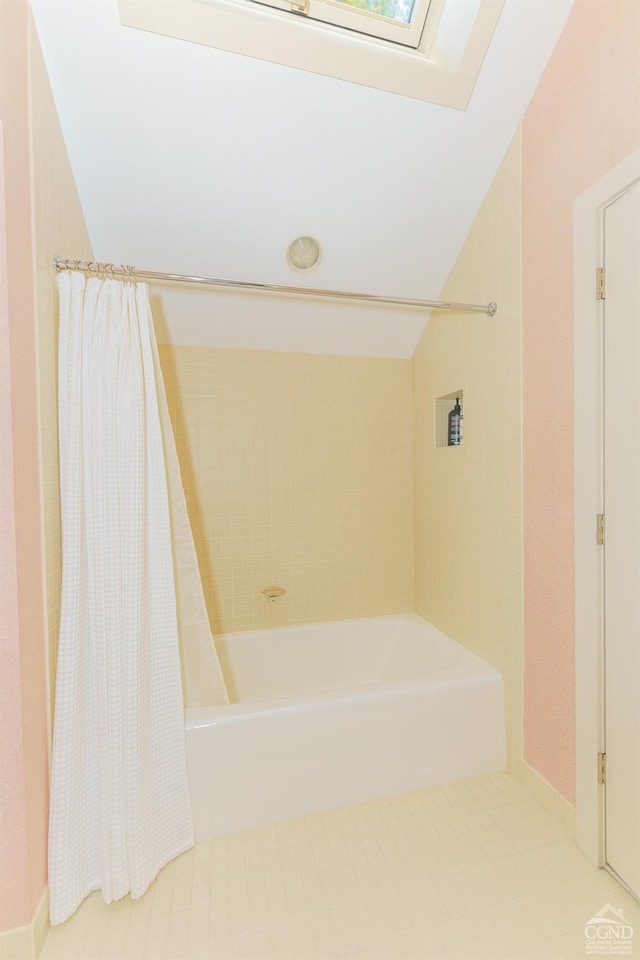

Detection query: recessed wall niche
xmin=435 ymin=391 xmax=464 ymax=447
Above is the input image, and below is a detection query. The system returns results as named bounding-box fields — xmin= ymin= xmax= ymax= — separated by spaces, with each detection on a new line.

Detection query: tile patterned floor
xmin=41 ymin=774 xmax=640 ymax=960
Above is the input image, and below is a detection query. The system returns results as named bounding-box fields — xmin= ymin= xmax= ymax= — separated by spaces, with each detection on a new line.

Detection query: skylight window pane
xmin=214 ymin=0 xmax=432 ymax=47
xmin=331 ymin=0 xmax=416 ymax=26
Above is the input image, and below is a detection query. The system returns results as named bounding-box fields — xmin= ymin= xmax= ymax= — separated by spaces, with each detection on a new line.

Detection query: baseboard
xmin=0 ymin=887 xmax=49 ymax=959
xmin=513 ymin=759 xmax=576 ymax=839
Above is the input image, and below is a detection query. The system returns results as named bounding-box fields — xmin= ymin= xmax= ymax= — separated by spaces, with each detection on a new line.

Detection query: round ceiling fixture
xmin=287 ymin=236 xmax=321 ymax=271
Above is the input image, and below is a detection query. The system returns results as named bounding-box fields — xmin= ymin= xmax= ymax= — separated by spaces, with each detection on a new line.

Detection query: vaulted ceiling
xmin=31 ymin=0 xmax=573 ymax=357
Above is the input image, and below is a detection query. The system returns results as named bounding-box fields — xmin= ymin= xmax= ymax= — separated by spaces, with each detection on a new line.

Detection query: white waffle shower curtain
xmin=49 ymin=271 xmax=227 ymax=925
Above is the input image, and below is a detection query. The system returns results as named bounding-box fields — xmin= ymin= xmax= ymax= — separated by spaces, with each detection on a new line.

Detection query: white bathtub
xmin=185 ymin=614 xmax=505 ymax=839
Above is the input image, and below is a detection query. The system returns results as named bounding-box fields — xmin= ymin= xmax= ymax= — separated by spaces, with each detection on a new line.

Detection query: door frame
xmin=574 ymin=149 xmax=640 ymax=865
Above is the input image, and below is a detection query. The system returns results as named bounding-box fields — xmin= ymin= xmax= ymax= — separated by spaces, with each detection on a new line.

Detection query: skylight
xmin=119 ymin=0 xmax=503 ymax=109
xmin=250 ymin=0 xmax=431 ymax=47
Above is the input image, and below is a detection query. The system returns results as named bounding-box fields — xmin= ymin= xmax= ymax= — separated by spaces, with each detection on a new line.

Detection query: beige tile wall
xmin=159 ymin=345 xmax=414 ymax=634
xmin=412 ymin=129 xmax=523 ymax=771
xmin=29 ymin=21 xmax=93 ymax=726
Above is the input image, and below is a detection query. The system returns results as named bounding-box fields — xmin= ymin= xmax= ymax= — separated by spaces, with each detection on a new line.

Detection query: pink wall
xmin=523 ymin=0 xmax=640 ymax=804
xmin=0 ymin=122 xmax=30 ymax=933
xmin=0 ymin=1 xmax=50 ymax=931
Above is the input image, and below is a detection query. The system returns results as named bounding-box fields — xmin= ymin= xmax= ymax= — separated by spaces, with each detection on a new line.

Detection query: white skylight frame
xmin=119 ymin=0 xmax=504 ymax=109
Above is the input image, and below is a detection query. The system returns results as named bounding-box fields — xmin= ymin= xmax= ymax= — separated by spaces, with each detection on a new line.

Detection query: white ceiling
xmin=30 ymin=0 xmax=573 ymax=358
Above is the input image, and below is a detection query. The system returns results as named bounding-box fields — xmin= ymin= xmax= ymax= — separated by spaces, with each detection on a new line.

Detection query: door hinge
xmin=598 ymin=752 xmax=607 ymax=785
xmin=597 ymin=513 xmax=606 ymax=545
xmin=290 ymin=0 xmax=309 ymax=13
xmin=596 ymin=267 xmax=606 ymax=300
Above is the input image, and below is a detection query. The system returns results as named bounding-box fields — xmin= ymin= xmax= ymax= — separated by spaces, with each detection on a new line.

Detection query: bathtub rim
xmin=186 ymin=613 xmax=503 ymax=728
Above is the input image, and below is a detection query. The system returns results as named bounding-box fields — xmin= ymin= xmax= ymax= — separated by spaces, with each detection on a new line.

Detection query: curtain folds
xmin=49 ymin=271 xmax=226 ymax=925
xmin=154 ymin=335 xmax=229 ymax=709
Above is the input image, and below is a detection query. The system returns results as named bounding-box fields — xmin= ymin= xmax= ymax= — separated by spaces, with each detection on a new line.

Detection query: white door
xmin=603 ymin=179 xmax=640 ymax=898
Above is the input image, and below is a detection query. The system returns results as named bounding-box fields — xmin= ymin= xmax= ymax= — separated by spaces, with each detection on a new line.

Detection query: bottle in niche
xmin=448 ymin=397 xmax=462 ymax=446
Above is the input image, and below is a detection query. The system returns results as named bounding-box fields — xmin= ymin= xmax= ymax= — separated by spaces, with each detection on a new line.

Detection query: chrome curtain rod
xmin=53 ymin=256 xmax=498 ymax=317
